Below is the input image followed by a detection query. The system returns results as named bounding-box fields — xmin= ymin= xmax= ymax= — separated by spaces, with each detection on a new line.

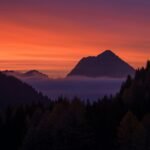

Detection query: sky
xmin=0 ymin=0 xmax=150 ymax=77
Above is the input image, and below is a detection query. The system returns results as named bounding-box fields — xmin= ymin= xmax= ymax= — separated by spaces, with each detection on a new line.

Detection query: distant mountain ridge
xmin=2 ymin=70 xmax=49 ymax=80
xmin=24 ymin=70 xmax=49 ymax=78
xmin=67 ymin=50 xmax=135 ymax=78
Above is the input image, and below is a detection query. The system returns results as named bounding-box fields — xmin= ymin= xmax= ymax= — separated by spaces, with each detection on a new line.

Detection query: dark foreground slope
xmin=0 ymin=72 xmax=49 ymax=107
xmin=67 ymin=50 xmax=135 ymax=78
xmin=1 ymin=61 xmax=150 ymax=150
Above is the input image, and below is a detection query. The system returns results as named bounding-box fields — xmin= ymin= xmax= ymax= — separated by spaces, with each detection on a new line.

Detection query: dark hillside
xmin=0 ymin=72 xmax=49 ymax=107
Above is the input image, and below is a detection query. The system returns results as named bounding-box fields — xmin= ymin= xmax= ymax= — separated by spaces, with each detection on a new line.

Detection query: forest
xmin=1 ymin=61 xmax=150 ymax=150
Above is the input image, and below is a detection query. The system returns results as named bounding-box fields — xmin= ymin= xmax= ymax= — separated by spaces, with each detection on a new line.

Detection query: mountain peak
xmin=67 ymin=50 xmax=135 ymax=78
xmin=101 ymin=50 xmax=114 ymax=54
xmin=25 ymin=70 xmax=42 ymax=76
xmin=97 ymin=50 xmax=117 ymax=58
xmin=24 ymin=70 xmax=49 ymax=79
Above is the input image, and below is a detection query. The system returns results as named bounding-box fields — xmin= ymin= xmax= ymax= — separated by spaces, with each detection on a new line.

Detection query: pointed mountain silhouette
xmin=67 ymin=50 xmax=135 ymax=78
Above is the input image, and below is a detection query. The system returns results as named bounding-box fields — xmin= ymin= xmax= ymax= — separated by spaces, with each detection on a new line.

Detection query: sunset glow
xmin=0 ymin=0 xmax=150 ymax=77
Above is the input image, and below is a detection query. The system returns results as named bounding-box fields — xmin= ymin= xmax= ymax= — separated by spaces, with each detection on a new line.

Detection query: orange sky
xmin=0 ymin=0 xmax=150 ymax=77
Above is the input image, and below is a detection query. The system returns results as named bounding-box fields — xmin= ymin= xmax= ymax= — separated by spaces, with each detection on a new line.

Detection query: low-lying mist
xmin=23 ymin=77 xmax=124 ymax=101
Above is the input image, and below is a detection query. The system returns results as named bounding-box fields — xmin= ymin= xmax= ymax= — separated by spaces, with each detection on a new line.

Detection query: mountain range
xmin=2 ymin=70 xmax=49 ymax=80
xmin=2 ymin=51 xmax=135 ymax=79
